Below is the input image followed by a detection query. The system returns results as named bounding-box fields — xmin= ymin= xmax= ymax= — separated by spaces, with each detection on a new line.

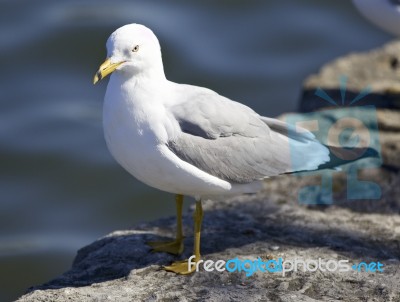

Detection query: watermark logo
xmin=286 ymin=75 xmax=382 ymax=204
xmin=189 ymin=255 xmax=384 ymax=277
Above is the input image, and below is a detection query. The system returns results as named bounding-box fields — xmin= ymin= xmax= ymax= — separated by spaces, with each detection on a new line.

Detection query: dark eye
xmin=132 ymin=45 xmax=139 ymax=52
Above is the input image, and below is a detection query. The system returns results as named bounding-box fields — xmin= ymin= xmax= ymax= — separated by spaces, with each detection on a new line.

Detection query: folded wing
xmin=167 ymin=88 xmax=329 ymax=183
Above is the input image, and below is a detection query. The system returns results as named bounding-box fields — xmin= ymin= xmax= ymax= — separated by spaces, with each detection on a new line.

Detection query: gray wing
xmin=167 ymin=87 xmax=329 ymax=183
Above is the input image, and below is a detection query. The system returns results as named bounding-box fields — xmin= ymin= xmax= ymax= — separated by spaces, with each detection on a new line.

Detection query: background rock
xmin=300 ymin=40 xmax=400 ymax=112
xmin=298 ymin=40 xmax=400 ymax=170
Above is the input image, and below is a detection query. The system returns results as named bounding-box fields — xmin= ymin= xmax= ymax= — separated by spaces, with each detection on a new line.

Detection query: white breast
xmin=102 ymin=75 xmax=233 ymax=197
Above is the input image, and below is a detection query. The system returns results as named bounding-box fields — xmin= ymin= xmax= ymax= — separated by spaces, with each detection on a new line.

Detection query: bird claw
xmin=163 ymin=259 xmax=196 ymax=275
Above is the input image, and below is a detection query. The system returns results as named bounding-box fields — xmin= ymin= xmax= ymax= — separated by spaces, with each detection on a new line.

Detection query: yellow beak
xmin=93 ymin=58 xmax=124 ymax=84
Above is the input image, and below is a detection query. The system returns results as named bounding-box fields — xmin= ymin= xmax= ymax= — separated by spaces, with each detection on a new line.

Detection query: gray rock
xmin=17 ymin=179 xmax=400 ymax=301
xmin=376 ymin=110 xmax=400 ymax=168
xmin=300 ymin=40 xmax=400 ymax=112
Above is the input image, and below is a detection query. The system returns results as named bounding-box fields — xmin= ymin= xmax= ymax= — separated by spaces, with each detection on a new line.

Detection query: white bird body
xmin=353 ymin=0 xmax=400 ymax=36
xmin=103 ymin=72 xmax=263 ymax=197
xmin=93 ymin=24 xmax=377 ymax=274
xmin=97 ymin=24 xmax=330 ymax=200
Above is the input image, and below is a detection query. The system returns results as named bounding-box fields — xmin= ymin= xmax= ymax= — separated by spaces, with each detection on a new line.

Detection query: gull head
xmin=93 ymin=24 xmax=163 ymax=84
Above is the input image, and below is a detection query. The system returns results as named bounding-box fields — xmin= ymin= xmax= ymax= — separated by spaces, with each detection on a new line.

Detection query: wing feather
xmin=167 ymin=87 xmax=329 ymax=183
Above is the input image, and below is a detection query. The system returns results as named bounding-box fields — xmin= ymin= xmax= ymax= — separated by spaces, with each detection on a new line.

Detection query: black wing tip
xmin=364 ymin=147 xmax=379 ymax=159
xmin=318 ymin=145 xmax=380 ymax=171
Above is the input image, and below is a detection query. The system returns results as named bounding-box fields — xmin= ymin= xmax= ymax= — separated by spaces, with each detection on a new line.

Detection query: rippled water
xmin=0 ymin=0 xmax=391 ymax=301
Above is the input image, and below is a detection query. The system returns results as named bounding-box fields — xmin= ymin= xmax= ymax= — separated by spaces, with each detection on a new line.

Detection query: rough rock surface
xmin=300 ymin=40 xmax=400 ymax=112
xmin=17 ymin=42 xmax=400 ymax=302
xmin=17 ymin=181 xmax=400 ymax=302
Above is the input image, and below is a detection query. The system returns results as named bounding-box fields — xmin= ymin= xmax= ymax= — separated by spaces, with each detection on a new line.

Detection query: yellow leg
xmin=164 ymin=200 xmax=203 ymax=274
xmin=147 ymin=194 xmax=184 ymax=255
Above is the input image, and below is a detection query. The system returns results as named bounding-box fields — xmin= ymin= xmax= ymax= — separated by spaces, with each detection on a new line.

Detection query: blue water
xmin=0 ymin=1 xmax=391 ymax=301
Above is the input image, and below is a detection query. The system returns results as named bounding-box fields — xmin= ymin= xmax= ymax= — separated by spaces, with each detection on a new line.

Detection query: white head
xmin=93 ymin=24 xmax=164 ymax=84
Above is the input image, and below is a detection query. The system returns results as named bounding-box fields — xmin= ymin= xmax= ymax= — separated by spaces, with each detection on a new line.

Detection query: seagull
xmin=93 ymin=24 xmax=371 ymax=274
xmin=353 ymin=0 xmax=400 ymax=36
